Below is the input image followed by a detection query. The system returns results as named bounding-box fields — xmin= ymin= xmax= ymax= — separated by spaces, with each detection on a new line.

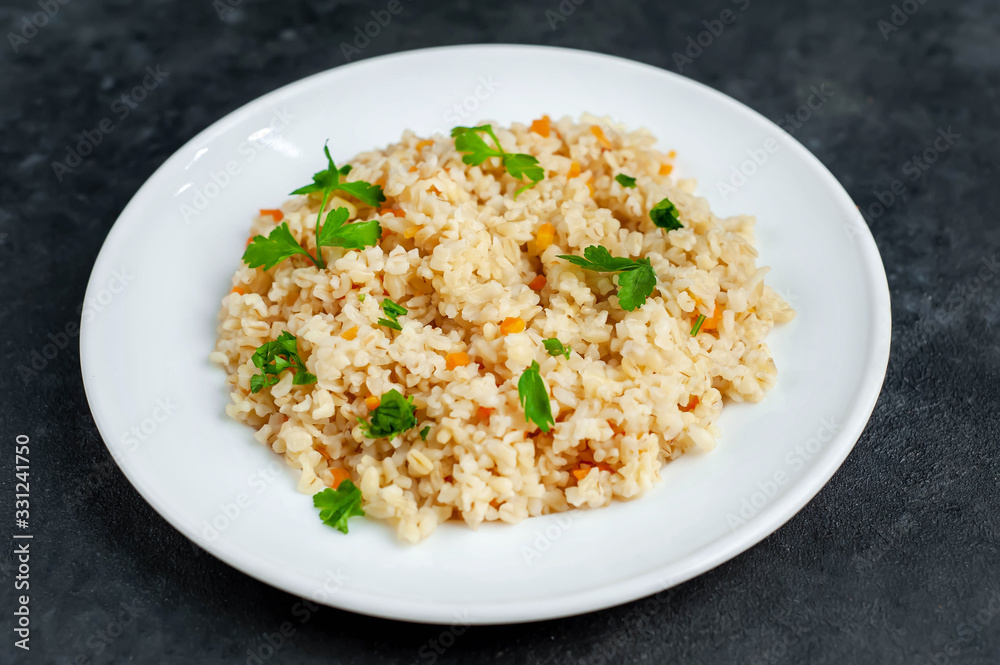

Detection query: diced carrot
xmin=403 ymin=226 xmax=420 ymax=239
xmin=702 ymin=305 xmax=720 ymax=331
xmin=567 ymin=161 xmax=581 ymax=178
xmin=429 ymin=185 xmax=441 ymax=195
xmin=659 ymin=163 xmax=674 ymax=176
xmin=535 ymin=223 xmax=556 ymax=250
xmin=500 ymin=317 xmax=525 ymax=335
xmin=590 ymin=125 xmax=611 ymax=149
xmin=680 ymin=396 xmax=699 ymax=412
xmin=572 ymin=466 xmax=591 ymax=481
xmin=446 ymin=352 xmax=471 ymax=370
xmin=408 ymin=165 xmax=418 ymax=173
xmin=476 ymin=406 xmax=495 ymax=421
xmin=330 ymin=467 xmax=351 ymax=489
xmin=365 ymin=396 xmax=380 ymax=411
xmin=340 ymin=326 xmax=358 ymax=341
xmin=415 ymin=139 xmax=434 ymax=150
xmin=260 ymin=208 xmax=283 ymax=222
xmin=530 ymin=115 xmax=551 ymax=137
xmin=528 ymin=274 xmax=547 ymax=292
xmin=375 ymin=176 xmax=387 ymax=187
xmin=231 ymin=286 xmax=245 ymax=296
xmin=668 ymin=150 xmax=677 ymax=158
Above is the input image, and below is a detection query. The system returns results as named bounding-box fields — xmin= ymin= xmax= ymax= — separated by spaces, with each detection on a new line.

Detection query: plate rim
xmin=80 ymin=43 xmax=892 ymax=624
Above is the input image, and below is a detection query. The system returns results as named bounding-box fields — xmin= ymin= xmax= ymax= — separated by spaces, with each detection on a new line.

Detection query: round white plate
xmin=81 ymin=45 xmax=890 ymax=624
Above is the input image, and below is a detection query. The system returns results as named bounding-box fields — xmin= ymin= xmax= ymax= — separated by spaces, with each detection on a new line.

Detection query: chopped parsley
xmin=518 ymin=360 xmax=554 ymax=432
xmin=543 ymin=337 xmax=571 ymax=359
xmin=451 ymin=125 xmax=544 ymax=197
xmin=359 ymin=389 xmax=417 ymax=439
xmin=691 ymin=314 xmax=707 ymax=336
xmin=249 ymin=331 xmax=316 ymax=393
xmin=244 ymin=144 xmax=384 ymax=271
xmin=557 ymin=245 xmax=658 ymax=311
xmin=615 ymin=174 xmax=637 ymax=188
xmin=377 ymin=298 xmax=407 ymax=331
xmin=650 ymin=197 xmax=682 ymax=231
xmin=313 ymin=481 xmax=364 ymax=534
xmin=420 ymin=426 xmax=431 ymax=441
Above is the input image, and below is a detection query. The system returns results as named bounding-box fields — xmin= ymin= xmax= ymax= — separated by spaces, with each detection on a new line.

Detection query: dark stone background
xmin=2 ymin=0 xmax=998 ymax=663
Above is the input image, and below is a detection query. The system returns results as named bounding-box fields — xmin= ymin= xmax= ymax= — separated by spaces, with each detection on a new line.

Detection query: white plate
xmin=81 ymin=45 xmax=890 ymax=624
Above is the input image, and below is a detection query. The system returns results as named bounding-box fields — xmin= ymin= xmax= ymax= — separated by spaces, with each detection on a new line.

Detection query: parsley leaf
xmin=616 ymin=259 xmax=657 ymax=310
xmin=451 ymin=125 xmax=544 ymax=197
xmin=650 ymin=197 xmax=682 ymax=231
xmin=543 ymin=337 xmax=571 ymax=359
xmin=557 ymin=246 xmax=658 ymax=311
xmin=518 ymin=360 xmax=554 ymax=432
xmin=420 ymin=426 xmax=430 ymax=441
xmin=249 ymin=331 xmax=316 ymax=393
xmin=377 ymin=298 xmax=407 ymax=331
xmin=615 ymin=174 xmax=637 ymax=188
xmin=557 ymin=245 xmax=640 ymax=272
xmin=243 ymin=223 xmax=314 ymax=271
xmin=691 ymin=314 xmax=707 ymax=336
xmin=359 ymin=389 xmax=418 ymax=439
xmin=316 ymin=206 xmax=382 ymax=250
xmin=313 ymin=481 xmax=365 ymax=534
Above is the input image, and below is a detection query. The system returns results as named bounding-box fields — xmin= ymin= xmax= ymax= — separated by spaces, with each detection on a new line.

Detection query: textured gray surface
xmin=2 ymin=0 xmax=999 ymax=663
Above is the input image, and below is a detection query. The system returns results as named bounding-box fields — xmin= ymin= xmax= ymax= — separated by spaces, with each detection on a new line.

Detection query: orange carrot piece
xmin=528 ymin=274 xmax=547 ymax=292
xmin=415 ymin=139 xmax=434 ymax=150
xmin=260 ymin=208 xmax=283 ymax=222
xmin=340 ymin=326 xmax=358 ymax=341
xmin=567 ymin=161 xmax=581 ymax=178
xmin=330 ymin=467 xmax=351 ymax=489
xmin=535 ymin=223 xmax=556 ymax=250
xmin=659 ymin=163 xmax=674 ymax=176
xmin=476 ymin=406 xmax=495 ymax=421
xmin=530 ymin=115 xmax=551 ymax=137
xmin=365 ymin=396 xmax=380 ymax=411
xmin=231 ymin=286 xmax=245 ymax=296
xmin=500 ymin=317 xmax=526 ymax=335
xmin=590 ymin=125 xmax=611 ymax=149
xmin=446 ymin=352 xmax=471 ymax=370
xmin=680 ymin=396 xmax=699 ymax=412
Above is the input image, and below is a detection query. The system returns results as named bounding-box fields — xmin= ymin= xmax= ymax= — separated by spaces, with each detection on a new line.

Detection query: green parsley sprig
xmin=249 ymin=331 xmax=316 ymax=393
xmin=451 ymin=125 xmax=544 ymax=197
xmin=543 ymin=337 xmax=571 ymax=359
xmin=650 ymin=197 xmax=682 ymax=231
xmin=377 ymin=298 xmax=407 ymax=331
xmin=615 ymin=174 xmax=637 ymax=188
xmin=518 ymin=360 xmax=554 ymax=432
xmin=557 ymin=245 xmax=658 ymax=311
xmin=359 ymin=389 xmax=418 ymax=440
xmin=243 ymin=144 xmax=385 ymax=271
xmin=313 ymin=480 xmax=364 ymax=534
